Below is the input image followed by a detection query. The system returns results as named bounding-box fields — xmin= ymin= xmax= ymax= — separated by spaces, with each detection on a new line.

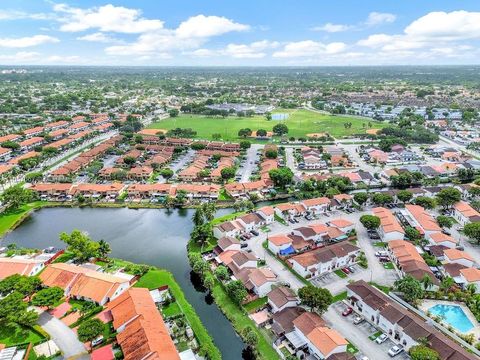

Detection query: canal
xmin=1 ymin=207 xmax=246 ymax=360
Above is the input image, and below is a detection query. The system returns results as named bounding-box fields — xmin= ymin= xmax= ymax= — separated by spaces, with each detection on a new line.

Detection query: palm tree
xmin=192 ymin=208 xmax=205 ymax=227
xmin=202 ymin=202 xmax=217 ymax=222
xmin=97 ymin=240 xmax=111 ymax=259
xmin=466 ymin=283 xmax=477 ymax=296
xmin=421 ymin=274 xmax=433 ymax=291
xmin=440 ymin=277 xmax=454 ymax=295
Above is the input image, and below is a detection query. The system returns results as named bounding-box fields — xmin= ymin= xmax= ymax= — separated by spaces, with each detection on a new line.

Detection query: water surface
xmin=2 ymin=207 xmax=245 ymax=359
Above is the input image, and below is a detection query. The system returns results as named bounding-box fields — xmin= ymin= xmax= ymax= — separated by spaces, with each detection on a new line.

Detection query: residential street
xmin=37 ymin=311 xmax=89 ymax=359
xmin=248 ymin=208 xmax=398 ymax=295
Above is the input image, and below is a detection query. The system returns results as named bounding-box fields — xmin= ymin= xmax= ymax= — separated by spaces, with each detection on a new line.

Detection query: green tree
xmin=415 ymin=196 xmax=436 ymax=209
xmin=214 ymin=265 xmax=230 ymax=281
xmin=397 ymin=190 xmax=413 ymax=203
xmin=211 ymin=133 xmax=222 ymax=140
xmin=31 ymin=287 xmax=64 ymax=309
xmin=298 ymin=285 xmax=332 ymax=314
xmin=405 ymin=226 xmax=421 ymax=241
xmin=256 ymin=129 xmax=267 ymax=137
xmin=272 ymin=123 xmax=288 ymax=136
xmin=160 ymin=168 xmax=174 ymax=180
xmin=238 ymin=128 xmax=252 ymax=138
xmin=220 ymin=167 xmax=236 ymax=180
xmin=464 ymin=222 xmax=480 ymax=244
xmin=395 ymin=275 xmax=424 ymax=303
xmin=440 ymin=276 xmax=454 ymax=294
xmin=192 ymin=207 xmax=205 ymax=227
xmin=436 ymin=188 xmax=461 ymax=209
xmin=241 ymin=326 xmax=259 ymax=347
xmin=353 ymin=192 xmax=368 ymax=206
xmin=265 ymin=149 xmax=278 ymax=159
xmin=371 ymin=193 xmax=393 ymax=206
xmin=203 ymin=273 xmax=215 ymax=291
xmin=269 ymin=168 xmax=294 ymax=189
xmin=97 ymin=240 xmax=111 ymax=259
xmin=168 ymin=109 xmax=179 ymax=117
xmin=409 ymin=345 xmax=440 ymax=360
xmin=0 ymin=275 xmax=41 ymax=297
xmin=59 ymin=230 xmax=100 ymax=263
xmin=77 ymin=318 xmax=105 ymax=342
xmin=360 ymin=215 xmax=381 ymax=230
xmin=0 ymin=185 xmax=33 ymax=212
xmin=239 ymin=140 xmax=251 ymax=150
xmin=420 ymin=274 xmax=433 ymax=290
xmin=436 ymin=215 xmax=454 ymax=229
xmin=225 ymin=280 xmax=247 ymax=305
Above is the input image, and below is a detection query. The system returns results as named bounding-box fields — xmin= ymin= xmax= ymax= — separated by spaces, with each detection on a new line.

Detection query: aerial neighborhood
xmin=2 ymin=3 xmax=480 ymax=359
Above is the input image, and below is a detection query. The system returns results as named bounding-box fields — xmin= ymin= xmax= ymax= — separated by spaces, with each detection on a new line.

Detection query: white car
xmin=388 ymin=345 xmax=404 ymax=357
xmin=375 ymin=333 xmax=388 ymax=344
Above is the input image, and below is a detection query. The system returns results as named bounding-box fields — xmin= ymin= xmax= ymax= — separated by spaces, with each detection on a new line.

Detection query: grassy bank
xmin=135 ymin=269 xmax=222 ymax=360
xmin=0 ymin=201 xmax=50 ymax=237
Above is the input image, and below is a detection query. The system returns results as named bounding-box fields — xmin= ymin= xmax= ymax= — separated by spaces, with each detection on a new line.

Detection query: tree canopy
xmin=298 ymin=285 xmax=332 ymax=314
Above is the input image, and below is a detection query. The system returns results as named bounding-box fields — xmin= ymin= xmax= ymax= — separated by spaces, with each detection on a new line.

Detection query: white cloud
xmin=311 ymin=23 xmax=352 ymax=33
xmin=53 ymin=3 xmax=164 ymax=33
xmin=404 ymin=10 xmax=480 ymax=41
xmin=45 ymin=55 xmax=81 ymax=63
xmin=365 ymin=12 xmax=396 ymax=26
xmin=0 ymin=35 xmax=59 ymax=48
xmin=187 ymin=40 xmax=278 ymax=59
xmin=105 ymin=14 xmax=250 ymax=56
xmin=175 ymin=15 xmax=249 ymax=38
xmin=77 ymin=32 xmax=119 ymax=43
xmin=0 ymin=51 xmax=40 ymax=62
xmin=0 ymin=10 xmax=51 ymax=20
xmin=358 ymin=10 xmax=480 ymax=57
xmin=273 ymin=40 xmax=346 ymax=58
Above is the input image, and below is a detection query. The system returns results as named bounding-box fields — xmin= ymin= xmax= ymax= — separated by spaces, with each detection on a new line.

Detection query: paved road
xmin=169 ymin=149 xmax=195 ymax=181
xmin=37 ymin=311 xmax=89 ymax=359
xmin=239 ymin=144 xmax=261 ymax=183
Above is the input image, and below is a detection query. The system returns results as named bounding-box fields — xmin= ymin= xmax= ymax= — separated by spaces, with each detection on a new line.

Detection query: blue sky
xmin=1 ymin=0 xmax=480 ymax=65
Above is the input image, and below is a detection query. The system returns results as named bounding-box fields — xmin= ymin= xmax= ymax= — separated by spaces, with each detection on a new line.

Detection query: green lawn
xmin=243 ymin=297 xmax=268 ymax=313
xmin=0 ymin=201 xmax=46 ymax=237
xmin=383 ymin=262 xmax=395 ymax=270
xmin=332 ymin=291 xmax=348 ymax=303
xmin=334 ymin=269 xmax=347 ymax=279
xmin=135 ymin=269 xmax=221 ymax=360
xmin=147 ymin=109 xmax=384 ymax=141
xmin=162 ymin=301 xmax=182 ymax=318
xmin=0 ymin=324 xmax=45 ymax=347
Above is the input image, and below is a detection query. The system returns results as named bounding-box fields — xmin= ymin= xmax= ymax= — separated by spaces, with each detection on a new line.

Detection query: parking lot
xmin=326 ymin=302 xmax=411 ymax=360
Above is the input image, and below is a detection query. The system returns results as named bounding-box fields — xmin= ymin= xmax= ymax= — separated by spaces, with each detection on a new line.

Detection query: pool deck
xmin=420 ymin=299 xmax=480 ymax=338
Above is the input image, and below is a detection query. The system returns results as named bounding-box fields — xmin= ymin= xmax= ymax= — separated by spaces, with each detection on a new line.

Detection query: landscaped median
xmin=135 ymin=268 xmax=222 ymax=360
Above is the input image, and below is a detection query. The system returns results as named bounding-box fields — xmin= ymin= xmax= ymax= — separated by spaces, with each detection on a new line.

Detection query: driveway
xmin=37 ymin=311 xmax=89 ymax=359
xmin=325 ymin=302 xmax=410 ymax=360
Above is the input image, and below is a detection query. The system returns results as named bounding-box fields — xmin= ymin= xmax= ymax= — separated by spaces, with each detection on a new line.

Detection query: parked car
xmin=379 ymin=257 xmax=390 ymax=263
xmin=341 ymin=267 xmax=350 ymax=274
xmin=91 ymin=336 xmax=104 ymax=347
xmin=240 ymin=243 xmax=248 ymax=248
xmin=375 ymin=251 xmax=388 ymax=257
xmin=250 ymin=230 xmax=259 ymax=236
xmin=388 ymin=345 xmax=404 ymax=357
xmin=342 ymin=307 xmax=353 ymax=316
xmin=369 ymin=233 xmax=380 ymax=240
xmin=353 ymin=315 xmax=364 ymax=325
xmin=441 ymin=229 xmax=451 ymax=235
xmin=375 ymin=333 xmax=388 ymax=344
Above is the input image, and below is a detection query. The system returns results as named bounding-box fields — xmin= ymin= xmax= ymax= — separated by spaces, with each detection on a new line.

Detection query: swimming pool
xmin=271 ymin=113 xmax=289 ymax=120
xmin=429 ymin=304 xmax=474 ymax=333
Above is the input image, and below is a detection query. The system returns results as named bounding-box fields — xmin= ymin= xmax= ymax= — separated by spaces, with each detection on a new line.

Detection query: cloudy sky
xmin=1 ymin=0 xmax=480 ymax=66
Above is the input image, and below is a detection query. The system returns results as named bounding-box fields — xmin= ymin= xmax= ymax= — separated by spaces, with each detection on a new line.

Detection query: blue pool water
xmin=429 ymin=304 xmax=474 ymax=333
xmin=272 ymin=113 xmax=289 ymax=120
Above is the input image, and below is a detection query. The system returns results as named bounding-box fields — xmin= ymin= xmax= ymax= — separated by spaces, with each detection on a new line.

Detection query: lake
xmin=1 ymin=207 xmax=246 ymax=360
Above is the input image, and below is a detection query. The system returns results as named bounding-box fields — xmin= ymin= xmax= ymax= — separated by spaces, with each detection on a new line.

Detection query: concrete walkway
xmin=37 ymin=311 xmax=89 ymax=359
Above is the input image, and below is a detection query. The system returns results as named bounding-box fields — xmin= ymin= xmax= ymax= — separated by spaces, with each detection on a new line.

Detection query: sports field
xmin=147 ymin=108 xmax=384 ymax=141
